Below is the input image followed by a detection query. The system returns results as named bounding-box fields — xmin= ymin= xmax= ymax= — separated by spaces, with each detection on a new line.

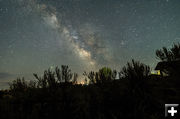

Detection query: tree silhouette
xmin=72 ymin=73 xmax=78 ymax=84
xmin=98 ymin=67 xmax=117 ymax=83
xmin=121 ymin=59 xmax=150 ymax=79
xmin=33 ymin=65 xmax=76 ymax=89
xmin=61 ymin=65 xmax=73 ymax=83
xmin=155 ymin=43 xmax=180 ymax=78
xmin=121 ymin=59 xmax=150 ymax=96
xmin=9 ymin=77 xmax=28 ymax=92
xmin=83 ymin=67 xmax=117 ymax=84
xmin=2 ymin=43 xmax=180 ymax=119
xmin=156 ymin=43 xmax=180 ymax=61
xmin=83 ymin=71 xmax=96 ymax=84
xmin=120 ymin=59 xmax=151 ymax=118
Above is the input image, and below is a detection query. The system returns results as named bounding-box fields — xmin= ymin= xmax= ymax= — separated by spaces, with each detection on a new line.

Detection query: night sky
xmin=0 ymin=0 xmax=180 ymax=89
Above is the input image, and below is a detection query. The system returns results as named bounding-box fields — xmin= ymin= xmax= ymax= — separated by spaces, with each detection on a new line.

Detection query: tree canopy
xmin=156 ymin=43 xmax=180 ymax=61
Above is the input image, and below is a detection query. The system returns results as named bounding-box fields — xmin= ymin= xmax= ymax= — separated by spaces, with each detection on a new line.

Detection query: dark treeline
xmin=0 ymin=43 xmax=180 ymax=119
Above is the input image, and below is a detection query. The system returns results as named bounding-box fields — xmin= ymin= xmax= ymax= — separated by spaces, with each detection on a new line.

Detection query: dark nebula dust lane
xmin=0 ymin=0 xmax=180 ymax=88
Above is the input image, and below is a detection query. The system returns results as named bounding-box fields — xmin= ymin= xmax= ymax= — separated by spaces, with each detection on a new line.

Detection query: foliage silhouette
xmin=33 ymin=65 xmax=76 ymax=89
xmin=0 ymin=43 xmax=180 ymax=119
xmin=83 ymin=67 xmax=117 ymax=84
xmin=121 ymin=60 xmax=150 ymax=92
xmin=9 ymin=77 xmax=28 ymax=93
xmin=156 ymin=43 xmax=180 ymax=61
xmin=155 ymin=43 xmax=180 ymax=79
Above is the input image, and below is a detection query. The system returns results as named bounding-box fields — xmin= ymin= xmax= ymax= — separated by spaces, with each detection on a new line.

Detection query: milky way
xmin=0 ymin=0 xmax=180 ymax=88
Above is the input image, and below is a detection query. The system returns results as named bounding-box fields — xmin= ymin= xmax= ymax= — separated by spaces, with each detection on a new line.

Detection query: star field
xmin=0 ymin=0 xmax=180 ymax=88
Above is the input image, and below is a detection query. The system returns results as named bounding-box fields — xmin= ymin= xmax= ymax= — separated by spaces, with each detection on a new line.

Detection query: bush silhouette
xmin=9 ymin=77 xmax=28 ymax=93
xmin=1 ymin=43 xmax=180 ymax=119
xmin=83 ymin=67 xmax=117 ymax=84
xmin=33 ymin=65 xmax=77 ymax=89
xmin=120 ymin=59 xmax=151 ymax=98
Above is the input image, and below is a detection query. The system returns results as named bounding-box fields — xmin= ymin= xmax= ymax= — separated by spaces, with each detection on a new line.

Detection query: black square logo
xmin=165 ymin=104 xmax=179 ymax=118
